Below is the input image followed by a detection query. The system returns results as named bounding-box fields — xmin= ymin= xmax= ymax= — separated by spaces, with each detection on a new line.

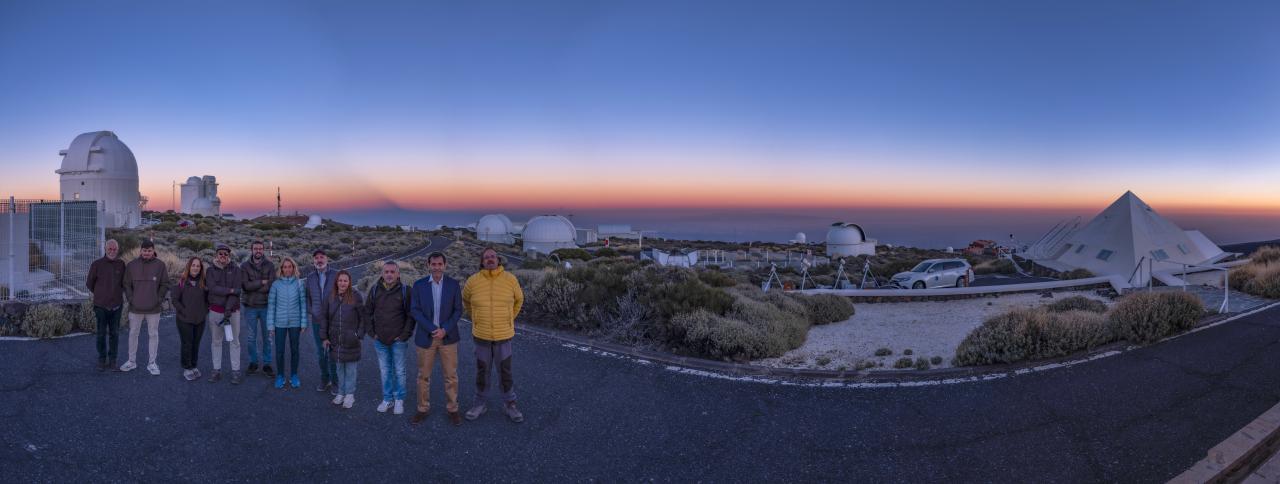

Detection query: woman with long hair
xmin=267 ymin=257 xmax=309 ymax=389
xmin=171 ymin=256 xmax=209 ymax=382
xmin=319 ymin=270 xmax=367 ymax=409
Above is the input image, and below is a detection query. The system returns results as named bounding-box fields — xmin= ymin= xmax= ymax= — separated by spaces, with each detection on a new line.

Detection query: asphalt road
xmin=3 ymin=301 xmax=1279 ymax=482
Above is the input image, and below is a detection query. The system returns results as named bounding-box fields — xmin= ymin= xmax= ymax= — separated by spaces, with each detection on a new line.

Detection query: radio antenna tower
xmin=276 ymin=187 xmax=282 ymax=217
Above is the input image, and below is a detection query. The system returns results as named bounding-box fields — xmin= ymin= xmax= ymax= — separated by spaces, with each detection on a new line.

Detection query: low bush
xmin=1251 ymin=246 xmax=1280 ymax=265
xmin=954 ymin=308 xmax=1114 ymax=366
xmin=914 ymin=357 xmax=930 ymax=370
xmin=75 ymin=301 xmax=96 ymax=333
xmin=22 ymin=304 xmax=72 ymax=338
xmin=974 ymin=259 xmax=1016 ymax=275
xmin=874 ymin=348 xmax=891 ymax=356
xmin=176 ymin=238 xmax=214 ymax=253
xmin=815 ymin=356 xmax=831 ymax=366
xmin=930 ymin=356 xmax=943 ymax=365
xmin=1230 ymin=257 xmax=1280 ymax=299
xmin=893 ymin=357 xmax=913 ymax=369
xmin=1060 ymin=269 xmax=1095 ymax=280
xmin=903 ymin=349 xmax=913 ymax=356
xmin=551 ymin=248 xmax=592 ymax=261
xmin=1109 ymin=291 xmax=1204 ymax=344
xmin=696 ymin=270 xmax=738 ymax=288
xmin=1046 ymin=295 xmax=1107 ymax=314
xmin=796 ymin=294 xmax=855 ymax=325
xmin=594 ymin=247 xmax=618 ymax=258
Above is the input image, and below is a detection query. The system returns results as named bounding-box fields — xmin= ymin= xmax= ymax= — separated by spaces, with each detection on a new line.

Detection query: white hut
xmin=826 ymin=223 xmax=876 ymax=258
xmin=55 ymin=131 xmax=140 ymax=228
xmin=523 ymin=215 xmax=577 ymax=254
xmin=1030 ymin=191 xmax=1227 ymax=285
xmin=477 ymin=214 xmax=516 ymax=244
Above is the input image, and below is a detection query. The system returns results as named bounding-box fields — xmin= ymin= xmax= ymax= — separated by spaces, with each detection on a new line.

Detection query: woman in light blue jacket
xmin=267 ymin=257 xmax=309 ymax=389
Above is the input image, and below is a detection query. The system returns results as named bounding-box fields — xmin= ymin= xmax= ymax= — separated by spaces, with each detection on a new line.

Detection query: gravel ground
xmin=756 ymin=290 xmax=1113 ymax=371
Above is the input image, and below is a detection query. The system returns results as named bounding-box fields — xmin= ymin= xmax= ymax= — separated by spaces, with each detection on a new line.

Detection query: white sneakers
xmin=146 ymin=363 xmax=160 ymax=376
xmin=342 ymin=395 xmax=354 ymax=409
xmin=332 ymin=394 xmax=344 ymax=406
xmin=377 ymin=401 xmax=391 ymax=413
xmin=119 ymin=361 xmax=137 ymax=372
xmin=393 ymin=400 xmax=404 ymax=415
xmin=376 ymin=400 xmax=405 ymax=414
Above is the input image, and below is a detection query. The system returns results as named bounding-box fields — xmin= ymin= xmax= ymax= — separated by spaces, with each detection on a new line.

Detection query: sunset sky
xmin=1 ymin=0 xmax=1277 ymax=245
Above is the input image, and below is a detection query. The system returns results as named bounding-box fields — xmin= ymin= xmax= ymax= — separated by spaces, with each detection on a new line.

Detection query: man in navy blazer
xmin=410 ymin=251 xmax=465 ymax=426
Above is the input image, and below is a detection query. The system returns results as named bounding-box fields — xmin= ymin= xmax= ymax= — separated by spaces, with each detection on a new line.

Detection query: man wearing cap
xmin=305 ymin=249 xmax=339 ymax=393
xmin=207 ymin=244 xmax=245 ymax=384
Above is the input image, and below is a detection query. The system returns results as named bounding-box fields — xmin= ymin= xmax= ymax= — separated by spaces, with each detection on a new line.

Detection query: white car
xmin=890 ymin=259 xmax=975 ymax=289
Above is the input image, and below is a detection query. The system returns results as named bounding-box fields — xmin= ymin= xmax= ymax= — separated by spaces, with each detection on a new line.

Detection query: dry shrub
xmin=1060 ymin=269 xmax=1095 ymax=280
xmin=75 ymin=301 xmax=96 ymax=333
xmin=1109 ymin=291 xmax=1204 ymax=344
xmin=22 ymin=304 xmax=72 ymax=338
xmin=1230 ymin=261 xmax=1280 ymax=299
xmin=1046 ymin=295 xmax=1107 ymax=314
xmin=954 ymin=308 xmax=1114 ymax=366
xmin=795 ymin=294 xmax=856 ymax=325
xmin=1251 ymin=246 xmax=1280 ymax=265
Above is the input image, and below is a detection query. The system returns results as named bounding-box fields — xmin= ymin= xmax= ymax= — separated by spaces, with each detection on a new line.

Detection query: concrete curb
xmin=1171 ymin=400 xmax=1280 ymax=483
xmin=515 ymin=301 xmax=1280 ymax=387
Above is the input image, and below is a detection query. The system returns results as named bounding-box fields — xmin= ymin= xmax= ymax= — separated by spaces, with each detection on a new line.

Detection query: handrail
xmin=1128 ymin=256 xmax=1148 ymax=286
xmin=1174 ymin=262 xmax=1231 ymax=314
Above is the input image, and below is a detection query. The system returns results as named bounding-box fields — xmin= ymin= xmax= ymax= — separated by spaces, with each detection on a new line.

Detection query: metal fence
xmin=1 ymin=197 xmax=103 ymax=301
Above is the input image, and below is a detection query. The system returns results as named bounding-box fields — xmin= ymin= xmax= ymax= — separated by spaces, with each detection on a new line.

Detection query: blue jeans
xmin=311 ymin=322 xmax=336 ymax=384
xmin=242 ymin=307 xmax=272 ymax=365
xmin=93 ymin=306 xmax=121 ymax=361
xmin=336 ymin=361 xmax=359 ymax=396
xmin=274 ymin=328 xmax=301 ymax=377
xmin=373 ymin=340 xmax=407 ymax=401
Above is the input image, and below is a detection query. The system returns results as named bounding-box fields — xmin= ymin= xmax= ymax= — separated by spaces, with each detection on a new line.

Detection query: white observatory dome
xmin=477 ymin=214 xmax=515 ymax=244
xmin=523 ymin=215 xmax=578 ymax=254
xmin=56 ymin=131 xmax=141 ymax=228
xmin=794 ymin=232 xmax=807 ymax=244
xmin=826 ymin=222 xmax=875 ymax=258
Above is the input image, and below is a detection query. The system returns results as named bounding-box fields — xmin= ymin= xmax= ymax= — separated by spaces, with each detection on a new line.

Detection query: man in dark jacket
xmin=305 ymin=250 xmax=338 ymax=393
xmin=121 ymin=240 xmax=169 ymax=375
xmin=367 ymin=261 xmax=414 ymax=415
xmin=206 ymin=244 xmax=244 ymax=384
xmin=86 ymin=239 xmax=126 ymax=372
xmin=240 ymin=240 xmax=275 ymax=377
xmin=409 ymin=252 xmax=464 ymax=425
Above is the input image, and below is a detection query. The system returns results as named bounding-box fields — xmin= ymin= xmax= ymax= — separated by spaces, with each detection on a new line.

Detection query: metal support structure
xmin=59 ymin=200 xmax=65 ymax=278
xmin=7 ymin=196 xmax=13 ymax=301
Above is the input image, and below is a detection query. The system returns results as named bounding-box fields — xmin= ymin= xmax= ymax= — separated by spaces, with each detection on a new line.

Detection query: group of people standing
xmin=86 ymin=240 xmax=526 ymax=425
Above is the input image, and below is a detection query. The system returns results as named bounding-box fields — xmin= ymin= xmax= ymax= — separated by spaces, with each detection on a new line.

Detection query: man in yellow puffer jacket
xmin=462 ymin=247 xmax=525 ymax=423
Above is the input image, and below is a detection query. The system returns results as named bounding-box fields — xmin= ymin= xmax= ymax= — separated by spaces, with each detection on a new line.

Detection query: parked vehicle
xmin=890 ymin=259 xmax=975 ymax=289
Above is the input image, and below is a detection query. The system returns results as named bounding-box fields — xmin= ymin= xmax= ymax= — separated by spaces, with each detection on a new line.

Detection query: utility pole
xmin=276 ymin=187 xmax=282 ymax=217
xmin=171 ymin=180 xmax=176 ymax=212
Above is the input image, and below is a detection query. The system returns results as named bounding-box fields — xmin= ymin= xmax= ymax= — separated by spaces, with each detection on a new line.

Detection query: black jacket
xmin=319 ymin=291 xmax=367 ymax=363
xmin=366 ymin=280 xmax=413 ymax=345
xmin=240 ymin=256 xmax=275 ymax=309
xmin=170 ymin=279 xmax=209 ymax=325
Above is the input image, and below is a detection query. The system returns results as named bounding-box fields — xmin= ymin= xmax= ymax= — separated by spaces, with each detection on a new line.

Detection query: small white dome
xmin=826 ymin=223 xmax=866 ymax=245
xmin=794 ymin=232 xmax=807 ymax=244
xmin=524 ymin=215 xmax=576 ymax=243
xmin=477 ymin=214 xmax=513 ymax=236
xmin=523 ymin=215 xmax=578 ymax=254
